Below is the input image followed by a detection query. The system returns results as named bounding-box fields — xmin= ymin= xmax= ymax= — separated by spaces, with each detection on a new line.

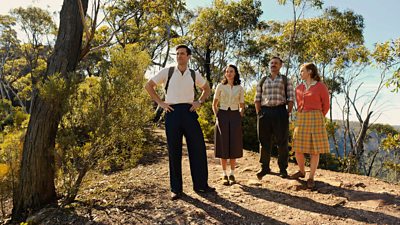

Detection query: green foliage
xmin=0 ymin=100 xmax=13 ymax=129
xmin=0 ymin=100 xmax=29 ymax=130
xmin=10 ymin=6 xmax=57 ymax=45
xmin=324 ymin=77 xmax=343 ymax=95
xmin=183 ymin=0 xmax=263 ymax=83
xmin=318 ymin=153 xmax=342 ymax=171
xmin=56 ymin=44 xmax=153 ymax=198
xmin=0 ymin=127 xmax=25 ymax=172
xmin=37 ymin=72 xmax=75 ymax=107
xmin=0 ymin=14 xmax=19 ymax=49
xmin=386 ymin=68 xmax=400 ymax=93
xmin=1 ymin=7 xmax=54 ymax=112
xmin=325 ymin=120 xmax=339 ymax=138
xmin=260 ymin=7 xmax=367 ymax=86
xmin=381 ymin=134 xmax=400 ymax=151
xmin=197 ymin=100 xmax=215 ymax=141
xmin=380 ymin=133 xmax=400 ymax=182
xmin=242 ymin=86 xmax=258 ymax=152
xmin=277 ymin=0 xmax=323 ymax=8
xmin=0 ymin=101 xmax=28 ymax=215
xmin=370 ymin=123 xmax=398 ymax=136
xmin=105 ymin=0 xmax=185 ymax=59
xmin=372 ymin=38 xmax=400 ymax=93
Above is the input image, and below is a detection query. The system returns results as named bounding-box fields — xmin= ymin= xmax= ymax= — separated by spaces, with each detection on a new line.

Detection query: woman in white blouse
xmin=212 ymin=64 xmax=245 ymax=185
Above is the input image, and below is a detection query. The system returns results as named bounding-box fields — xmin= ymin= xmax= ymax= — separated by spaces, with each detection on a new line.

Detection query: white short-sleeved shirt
xmin=214 ymin=83 xmax=244 ymax=110
xmin=151 ymin=66 xmax=206 ymax=104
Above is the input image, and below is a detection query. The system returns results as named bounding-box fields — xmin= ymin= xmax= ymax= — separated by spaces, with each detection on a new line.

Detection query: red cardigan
xmin=296 ymin=82 xmax=330 ymax=116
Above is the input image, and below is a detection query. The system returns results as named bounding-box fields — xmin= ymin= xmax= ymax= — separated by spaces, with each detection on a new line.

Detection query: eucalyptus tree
xmin=104 ymin=0 xmax=186 ymax=67
xmin=12 ymin=0 xmax=89 ymax=221
xmin=185 ymin=0 xmax=263 ymax=86
xmin=0 ymin=15 xmax=20 ymax=104
xmin=381 ymin=131 xmax=400 ymax=182
xmin=336 ymin=48 xmax=369 ymax=160
xmin=326 ymin=38 xmax=399 ymax=174
xmin=10 ymin=6 xmax=57 ymax=47
xmin=276 ymin=0 xmax=323 ymax=77
xmin=9 ymin=7 xmax=57 ymax=113
xmin=0 ymin=15 xmax=30 ymax=112
xmin=343 ymin=38 xmax=400 ymax=174
xmin=365 ymin=124 xmax=398 ymax=178
xmin=382 ymin=38 xmax=400 ymax=92
xmin=10 ymin=7 xmax=57 ymax=76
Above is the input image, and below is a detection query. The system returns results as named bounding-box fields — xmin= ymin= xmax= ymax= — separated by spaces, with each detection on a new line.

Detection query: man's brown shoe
xmin=307 ymin=178 xmax=315 ymax=189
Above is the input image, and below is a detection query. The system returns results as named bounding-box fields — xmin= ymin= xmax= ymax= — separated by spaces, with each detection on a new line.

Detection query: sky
xmin=1 ymin=0 xmax=400 ymax=125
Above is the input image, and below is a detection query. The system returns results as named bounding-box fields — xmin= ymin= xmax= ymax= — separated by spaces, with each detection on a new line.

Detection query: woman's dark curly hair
xmin=221 ymin=64 xmax=241 ymax=85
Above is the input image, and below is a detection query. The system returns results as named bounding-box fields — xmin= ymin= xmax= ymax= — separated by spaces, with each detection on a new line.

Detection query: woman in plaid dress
xmin=290 ymin=63 xmax=330 ymax=189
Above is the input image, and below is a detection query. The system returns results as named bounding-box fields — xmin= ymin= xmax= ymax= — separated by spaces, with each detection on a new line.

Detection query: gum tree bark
xmin=12 ymin=0 xmax=88 ymax=221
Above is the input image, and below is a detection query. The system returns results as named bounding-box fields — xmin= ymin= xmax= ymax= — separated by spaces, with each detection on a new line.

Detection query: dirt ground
xmin=3 ymin=128 xmax=400 ymax=224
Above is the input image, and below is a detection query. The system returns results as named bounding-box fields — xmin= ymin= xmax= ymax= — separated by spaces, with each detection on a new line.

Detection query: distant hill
xmin=332 ymin=120 xmax=400 ymax=132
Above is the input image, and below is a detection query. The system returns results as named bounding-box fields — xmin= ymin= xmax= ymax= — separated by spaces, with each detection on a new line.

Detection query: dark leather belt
xmin=261 ymin=104 xmax=285 ymax=109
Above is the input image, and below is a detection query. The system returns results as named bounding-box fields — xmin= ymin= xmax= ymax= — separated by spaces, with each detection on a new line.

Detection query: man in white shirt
xmin=145 ymin=45 xmax=215 ymax=200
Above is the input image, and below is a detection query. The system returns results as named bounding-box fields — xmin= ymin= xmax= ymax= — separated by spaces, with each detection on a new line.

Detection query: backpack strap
xmin=258 ymin=76 xmax=268 ymax=97
xmin=282 ymin=74 xmax=288 ymax=103
xmin=164 ymin=67 xmax=175 ymax=93
xmin=165 ymin=67 xmax=197 ymax=94
xmin=258 ymin=74 xmax=288 ymax=104
xmin=189 ymin=69 xmax=197 ymax=94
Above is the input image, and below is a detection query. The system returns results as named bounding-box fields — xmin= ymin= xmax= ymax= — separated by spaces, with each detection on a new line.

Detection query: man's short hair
xmin=270 ymin=56 xmax=283 ymax=64
xmin=176 ymin=44 xmax=192 ymax=55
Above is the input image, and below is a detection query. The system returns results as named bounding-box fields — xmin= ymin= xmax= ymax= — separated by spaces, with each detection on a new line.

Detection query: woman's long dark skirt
xmin=214 ymin=109 xmax=243 ymax=159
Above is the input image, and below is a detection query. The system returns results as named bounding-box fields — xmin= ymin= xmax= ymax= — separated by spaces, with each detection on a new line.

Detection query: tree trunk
xmin=367 ymin=150 xmax=379 ymax=176
xmin=349 ymin=111 xmax=373 ymax=173
xmin=12 ymin=0 xmax=88 ymax=221
xmin=284 ymin=0 xmax=297 ymax=78
xmin=204 ymin=46 xmax=212 ymax=86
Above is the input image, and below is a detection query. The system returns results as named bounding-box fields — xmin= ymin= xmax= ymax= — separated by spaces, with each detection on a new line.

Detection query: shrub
xmin=55 ymin=44 xmax=153 ymax=201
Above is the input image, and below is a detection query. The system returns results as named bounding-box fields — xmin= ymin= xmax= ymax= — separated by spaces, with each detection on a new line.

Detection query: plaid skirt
xmin=292 ymin=110 xmax=330 ymax=154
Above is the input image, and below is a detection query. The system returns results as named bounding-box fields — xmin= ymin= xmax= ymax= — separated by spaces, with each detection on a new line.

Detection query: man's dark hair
xmin=270 ymin=56 xmax=283 ymax=64
xmin=176 ymin=44 xmax=192 ymax=55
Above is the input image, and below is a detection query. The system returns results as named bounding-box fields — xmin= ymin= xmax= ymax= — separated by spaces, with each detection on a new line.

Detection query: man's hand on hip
xmin=190 ymin=101 xmax=202 ymax=112
xmin=160 ymin=102 xmax=174 ymax=113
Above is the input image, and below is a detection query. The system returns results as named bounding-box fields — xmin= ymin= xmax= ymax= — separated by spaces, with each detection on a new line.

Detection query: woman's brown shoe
xmin=290 ymin=171 xmax=305 ymax=179
xmin=307 ymin=178 xmax=315 ymax=189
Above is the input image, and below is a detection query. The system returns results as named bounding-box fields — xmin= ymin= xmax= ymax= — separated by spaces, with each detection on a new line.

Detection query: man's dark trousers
xmin=257 ymin=105 xmax=289 ymax=172
xmin=165 ymin=104 xmax=209 ymax=193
